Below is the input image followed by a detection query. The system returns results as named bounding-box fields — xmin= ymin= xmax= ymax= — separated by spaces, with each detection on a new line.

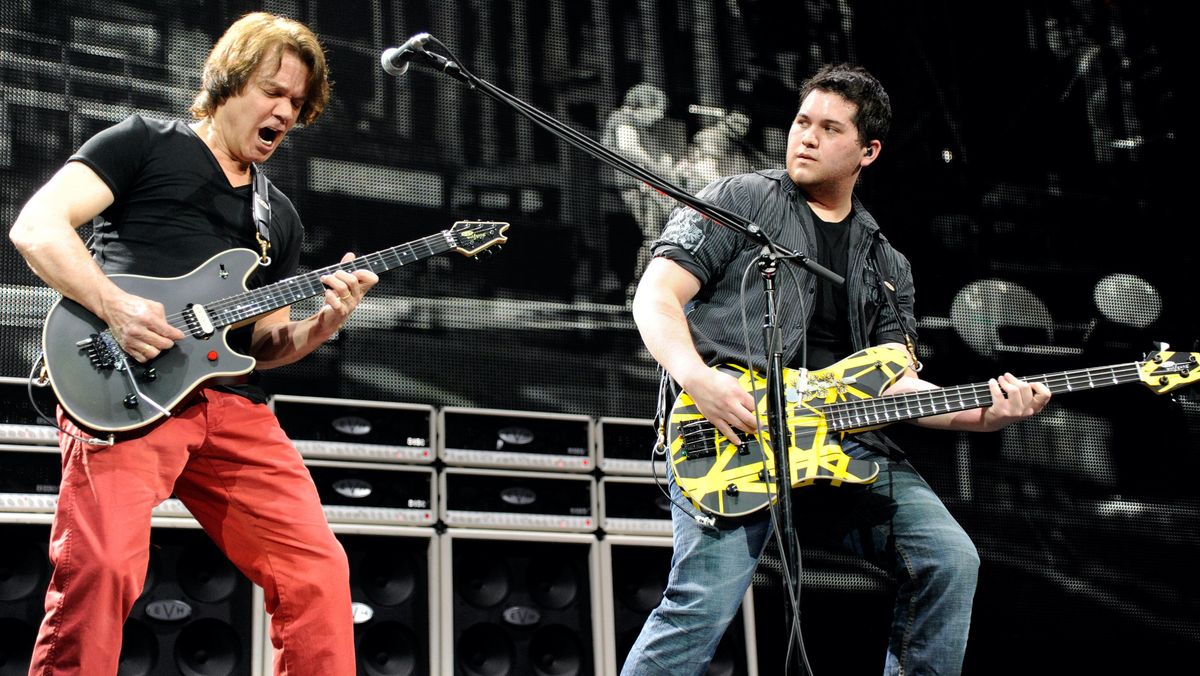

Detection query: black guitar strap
xmin=251 ymin=162 xmax=273 ymax=266
xmin=871 ymin=232 xmax=922 ymax=372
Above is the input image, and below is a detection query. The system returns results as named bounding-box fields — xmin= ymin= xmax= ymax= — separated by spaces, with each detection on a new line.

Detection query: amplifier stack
xmin=0 ymin=378 xmax=764 ymax=675
xmin=0 ymin=376 xmax=265 ymax=676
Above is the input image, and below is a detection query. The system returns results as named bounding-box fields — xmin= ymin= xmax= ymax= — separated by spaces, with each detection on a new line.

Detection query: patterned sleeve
xmin=650 ymin=176 xmax=749 ymax=287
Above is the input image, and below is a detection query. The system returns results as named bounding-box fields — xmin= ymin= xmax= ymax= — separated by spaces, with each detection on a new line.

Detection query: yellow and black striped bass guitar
xmin=667 ymin=345 xmax=1199 ymax=517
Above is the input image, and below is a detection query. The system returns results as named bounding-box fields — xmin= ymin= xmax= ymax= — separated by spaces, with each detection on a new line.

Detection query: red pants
xmin=29 ymin=388 xmax=355 ymax=675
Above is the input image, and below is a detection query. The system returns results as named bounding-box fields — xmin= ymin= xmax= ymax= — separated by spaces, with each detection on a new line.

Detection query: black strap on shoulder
xmin=251 ymin=163 xmax=272 ymax=266
xmin=871 ymin=233 xmax=922 ymax=372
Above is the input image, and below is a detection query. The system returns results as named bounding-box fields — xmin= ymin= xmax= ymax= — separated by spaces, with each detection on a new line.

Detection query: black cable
xmin=649 ymin=366 xmax=718 ymax=530
xmin=25 ymin=352 xmax=114 ymax=447
xmin=737 ymin=253 xmax=814 ymax=676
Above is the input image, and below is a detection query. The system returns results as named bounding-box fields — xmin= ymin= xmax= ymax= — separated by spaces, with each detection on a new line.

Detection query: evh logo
xmin=332 ymin=416 xmax=372 ymax=436
xmin=351 ymin=602 xmax=375 ymax=624
xmin=497 ymin=426 xmax=534 ymax=447
xmin=333 ymin=478 xmax=373 ymax=499
xmin=502 ymin=605 xmax=541 ymax=627
xmin=500 ymin=486 xmax=537 ymax=506
xmin=145 ymin=599 xmax=193 ymax=622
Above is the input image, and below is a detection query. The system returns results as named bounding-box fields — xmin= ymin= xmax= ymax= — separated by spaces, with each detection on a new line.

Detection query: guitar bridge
xmin=78 ymin=333 xmax=120 ymax=369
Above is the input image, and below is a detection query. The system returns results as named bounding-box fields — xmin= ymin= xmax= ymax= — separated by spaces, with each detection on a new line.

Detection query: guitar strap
xmin=251 ymin=163 xmax=273 ymax=266
xmin=871 ymin=232 xmax=922 ymax=372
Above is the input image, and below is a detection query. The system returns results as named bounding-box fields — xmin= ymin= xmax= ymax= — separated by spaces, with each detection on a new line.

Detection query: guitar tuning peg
xmin=1143 ymin=341 xmax=1170 ymax=360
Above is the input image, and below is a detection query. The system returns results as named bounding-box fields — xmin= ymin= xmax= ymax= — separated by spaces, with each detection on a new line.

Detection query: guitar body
xmin=670 ymin=343 xmax=1200 ymax=518
xmin=38 ymin=221 xmax=510 ymax=434
xmin=668 ymin=345 xmax=911 ymax=517
xmin=42 ymin=249 xmax=260 ymax=432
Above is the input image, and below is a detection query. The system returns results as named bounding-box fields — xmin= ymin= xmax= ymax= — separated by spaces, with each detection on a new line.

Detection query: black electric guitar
xmin=668 ymin=345 xmax=1200 ymax=517
xmin=41 ymin=220 xmax=509 ymax=433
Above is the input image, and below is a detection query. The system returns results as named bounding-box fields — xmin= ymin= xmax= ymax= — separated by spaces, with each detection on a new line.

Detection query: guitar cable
xmin=26 ymin=351 xmax=116 ymax=448
xmin=737 ymin=254 xmax=816 ymax=676
xmin=649 ymin=370 xmax=718 ymax=530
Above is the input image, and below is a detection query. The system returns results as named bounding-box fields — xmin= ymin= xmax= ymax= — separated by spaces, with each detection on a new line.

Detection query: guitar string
xmin=821 ymin=362 xmax=1153 ymax=430
xmin=109 ymin=233 xmax=450 ymax=340
xmin=191 ymin=234 xmax=444 ymax=324
xmin=675 ymin=361 xmax=1180 ymax=440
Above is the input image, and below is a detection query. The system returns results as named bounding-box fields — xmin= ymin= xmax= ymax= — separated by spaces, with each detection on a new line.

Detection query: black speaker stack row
xmin=271 ymin=395 xmax=760 ymax=676
xmin=1 ymin=378 xmax=763 ymax=675
xmin=0 ymin=378 xmax=266 ymax=676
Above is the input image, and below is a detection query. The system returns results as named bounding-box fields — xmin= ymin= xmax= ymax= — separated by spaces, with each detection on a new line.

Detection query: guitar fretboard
xmin=203 ymin=232 xmax=453 ymax=326
xmin=820 ymin=361 xmax=1151 ymax=432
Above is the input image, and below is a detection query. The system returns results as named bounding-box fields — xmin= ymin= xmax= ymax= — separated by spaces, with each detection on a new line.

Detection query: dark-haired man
xmin=621 ymin=64 xmax=1050 ymax=675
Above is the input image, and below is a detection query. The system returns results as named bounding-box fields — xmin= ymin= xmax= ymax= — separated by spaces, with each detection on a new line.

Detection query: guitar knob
xmin=123 ymin=394 xmax=139 ymax=409
xmin=143 ymin=368 xmax=158 ymax=382
xmin=724 ymin=484 xmax=739 ymax=496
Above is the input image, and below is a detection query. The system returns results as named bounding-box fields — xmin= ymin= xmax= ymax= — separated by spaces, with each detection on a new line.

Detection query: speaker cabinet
xmin=440 ymin=529 xmax=603 ymax=676
xmin=439 ymin=407 xmax=593 ymax=472
xmin=340 ymin=526 xmax=439 ymax=676
xmin=595 ymin=417 xmax=662 ymax=477
xmin=0 ymin=376 xmax=59 ymax=446
xmin=598 ymin=477 xmax=671 ymax=537
xmin=270 ymin=394 xmax=436 ymax=465
xmin=440 ymin=468 xmax=596 ymax=533
xmin=124 ymin=520 xmax=262 ymax=676
xmin=600 ymin=535 xmax=758 ymax=676
xmin=258 ymin=527 xmax=440 ymax=676
xmin=0 ymin=520 xmax=51 ymax=674
xmin=0 ymin=517 xmax=263 ymax=676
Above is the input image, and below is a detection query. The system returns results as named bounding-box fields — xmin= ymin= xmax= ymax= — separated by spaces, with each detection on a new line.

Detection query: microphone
xmin=380 ymin=33 xmax=432 ymax=76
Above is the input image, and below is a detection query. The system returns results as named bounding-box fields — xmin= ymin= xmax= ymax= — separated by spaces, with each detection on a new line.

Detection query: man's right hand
xmin=102 ymin=291 xmax=185 ymax=363
xmin=681 ymin=366 xmax=760 ymax=445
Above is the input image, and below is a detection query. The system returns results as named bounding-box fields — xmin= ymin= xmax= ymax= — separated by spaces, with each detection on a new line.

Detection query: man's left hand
xmin=319 ymin=252 xmax=379 ymax=327
xmin=980 ymin=373 xmax=1052 ymax=431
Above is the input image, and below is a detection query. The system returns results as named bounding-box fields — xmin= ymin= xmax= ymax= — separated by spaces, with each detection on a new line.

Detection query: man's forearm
xmin=251 ymin=312 xmax=336 ymax=370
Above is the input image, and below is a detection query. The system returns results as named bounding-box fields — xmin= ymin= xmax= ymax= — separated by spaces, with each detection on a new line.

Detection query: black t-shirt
xmin=804 ymin=210 xmax=853 ymax=370
xmin=70 ymin=114 xmax=304 ymax=402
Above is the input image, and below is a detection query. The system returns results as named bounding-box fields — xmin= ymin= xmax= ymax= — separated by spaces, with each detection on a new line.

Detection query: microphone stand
xmin=397 ymin=36 xmax=842 ymax=673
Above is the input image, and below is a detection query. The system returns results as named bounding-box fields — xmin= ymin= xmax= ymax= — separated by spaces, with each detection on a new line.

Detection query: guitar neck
xmin=823 ymin=361 xmax=1148 ymax=432
xmin=205 ymin=231 xmax=454 ymax=327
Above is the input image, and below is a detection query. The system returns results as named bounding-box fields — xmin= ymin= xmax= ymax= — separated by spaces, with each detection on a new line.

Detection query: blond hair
xmin=190 ymin=12 xmax=330 ymax=126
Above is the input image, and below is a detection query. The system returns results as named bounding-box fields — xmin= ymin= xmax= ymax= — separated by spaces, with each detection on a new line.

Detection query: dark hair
xmin=190 ymin=12 xmax=330 ymax=126
xmin=798 ymin=64 xmax=891 ymax=148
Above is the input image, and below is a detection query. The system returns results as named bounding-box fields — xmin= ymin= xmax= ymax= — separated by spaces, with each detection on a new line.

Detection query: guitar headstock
xmin=448 ymin=220 xmax=509 ymax=257
xmin=1139 ymin=349 xmax=1200 ymax=394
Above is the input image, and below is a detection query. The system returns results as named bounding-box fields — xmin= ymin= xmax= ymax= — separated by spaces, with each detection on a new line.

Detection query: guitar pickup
xmin=679 ymin=419 xmax=718 ymax=460
xmin=183 ymin=303 xmax=216 ymax=338
xmin=679 ymin=420 xmax=754 ymax=460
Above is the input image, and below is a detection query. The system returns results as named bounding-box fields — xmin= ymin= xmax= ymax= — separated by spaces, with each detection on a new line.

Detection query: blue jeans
xmin=620 ymin=440 xmax=980 ymax=676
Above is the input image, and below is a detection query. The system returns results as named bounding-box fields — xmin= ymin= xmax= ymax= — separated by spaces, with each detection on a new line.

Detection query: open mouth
xmin=257 ymin=127 xmax=280 ymax=147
